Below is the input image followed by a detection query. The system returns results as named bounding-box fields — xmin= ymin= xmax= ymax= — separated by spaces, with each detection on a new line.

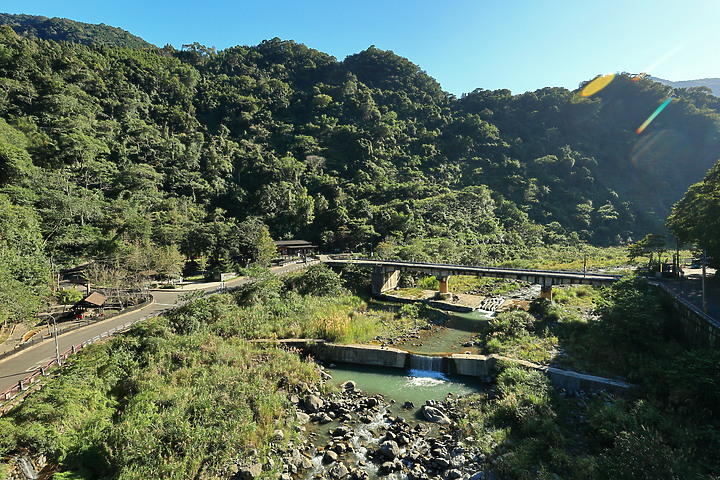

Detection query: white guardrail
xmin=0 ymin=259 xmax=323 ymax=405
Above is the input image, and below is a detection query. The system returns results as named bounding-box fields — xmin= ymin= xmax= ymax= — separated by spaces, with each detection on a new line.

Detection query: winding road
xmin=0 ymin=262 xmax=313 ymax=396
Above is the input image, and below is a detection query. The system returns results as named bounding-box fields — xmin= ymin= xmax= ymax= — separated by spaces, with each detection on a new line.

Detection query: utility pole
xmin=43 ymin=313 xmax=61 ymax=367
xmin=702 ymin=250 xmax=708 ymax=314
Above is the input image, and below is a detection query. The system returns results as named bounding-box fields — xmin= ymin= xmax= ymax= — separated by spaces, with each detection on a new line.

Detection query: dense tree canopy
xmin=667 ymin=160 xmax=720 ymax=265
xmin=0 ymin=16 xmax=719 ymax=325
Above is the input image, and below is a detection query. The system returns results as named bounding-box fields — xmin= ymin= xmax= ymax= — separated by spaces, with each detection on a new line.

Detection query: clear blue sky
xmin=5 ymin=0 xmax=720 ymax=96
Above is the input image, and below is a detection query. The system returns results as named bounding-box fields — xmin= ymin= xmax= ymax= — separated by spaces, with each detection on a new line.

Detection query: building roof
xmin=74 ymin=292 xmax=107 ymax=309
xmin=273 ymin=240 xmax=316 ymax=247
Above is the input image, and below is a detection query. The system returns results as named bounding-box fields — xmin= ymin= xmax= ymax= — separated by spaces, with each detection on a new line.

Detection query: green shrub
xmin=397 ymin=303 xmax=420 ymax=319
xmin=488 ymin=311 xmax=535 ymax=338
xmin=56 ymin=289 xmax=84 ymax=305
xmin=287 ymin=263 xmax=345 ymax=297
xmin=416 ymin=275 xmax=439 ymax=290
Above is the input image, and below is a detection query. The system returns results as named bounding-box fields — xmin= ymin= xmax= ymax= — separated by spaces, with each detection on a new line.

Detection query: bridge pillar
xmin=372 ymin=266 xmax=400 ymax=296
xmin=436 ymin=275 xmax=451 ymax=294
xmin=540 ymin=285 xmax=553 ymax=301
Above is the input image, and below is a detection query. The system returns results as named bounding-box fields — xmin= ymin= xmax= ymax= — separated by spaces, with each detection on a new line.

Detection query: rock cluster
xmin=259 ymin=372 xmax=494 ymax=480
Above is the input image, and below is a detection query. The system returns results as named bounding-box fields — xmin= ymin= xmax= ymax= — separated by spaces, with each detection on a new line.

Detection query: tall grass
xmin=0 ymin=318 xmax=323 ymax=479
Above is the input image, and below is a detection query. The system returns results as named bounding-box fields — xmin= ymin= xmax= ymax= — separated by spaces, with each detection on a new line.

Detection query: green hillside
xmin=1 ymin=20 xmax=719 ymax=326
xmin=0 ymin=13 xmax=155 ymax=49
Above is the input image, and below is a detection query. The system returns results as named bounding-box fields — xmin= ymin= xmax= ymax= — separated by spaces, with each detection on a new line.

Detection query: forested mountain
xmin=650 ymin=76 xmax=720 ymax=97
xmin=1 ymin=17 xmax=720 ymax=325
xmin=0 ymin=13 xmax=155 ymax=49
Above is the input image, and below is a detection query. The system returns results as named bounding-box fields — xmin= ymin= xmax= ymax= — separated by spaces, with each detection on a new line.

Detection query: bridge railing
xmin=328 ymin=256 xmax=623 ymax=279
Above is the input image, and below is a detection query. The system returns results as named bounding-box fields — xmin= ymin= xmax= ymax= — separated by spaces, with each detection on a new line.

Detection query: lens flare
xmin=636 ymin=96 xmax=674 ymax=134
xmin=581 ymin=74 xmax=615 ymax=97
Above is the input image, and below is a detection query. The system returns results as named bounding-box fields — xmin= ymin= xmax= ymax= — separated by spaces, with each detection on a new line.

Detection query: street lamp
xmin=41 ymin=313 xmax=61 ymax=367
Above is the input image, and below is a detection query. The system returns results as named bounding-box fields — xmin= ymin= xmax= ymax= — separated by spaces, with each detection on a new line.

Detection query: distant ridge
xmin=650 ymin=76 xmax=720 ymax=97
xmin=0 ymin=13 xmax=155 ymax=49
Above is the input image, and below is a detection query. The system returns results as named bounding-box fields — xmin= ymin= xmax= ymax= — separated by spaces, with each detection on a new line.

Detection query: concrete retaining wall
xmin=305 ymin=342 xmax=630 ymax=394
xmin=653 ymin=283 xmax=720 ymax=349
xmin=312 ymin=343 xmax=408 ymax=369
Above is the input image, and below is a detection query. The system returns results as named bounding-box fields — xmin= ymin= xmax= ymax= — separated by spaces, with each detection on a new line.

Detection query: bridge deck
xmin=322 ymin=258 xmax=621 ymax=285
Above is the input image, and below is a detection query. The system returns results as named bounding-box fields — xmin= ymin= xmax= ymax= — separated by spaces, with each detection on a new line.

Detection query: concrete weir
xmin=305 ymin=342 xmax=630 ymax=394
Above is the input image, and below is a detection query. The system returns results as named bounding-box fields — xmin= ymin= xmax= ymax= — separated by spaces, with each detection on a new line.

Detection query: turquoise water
xmin=327 ymin=362 xmax=484 ymax=410
xmin=300 ymin=363 xmax=485 ymax=479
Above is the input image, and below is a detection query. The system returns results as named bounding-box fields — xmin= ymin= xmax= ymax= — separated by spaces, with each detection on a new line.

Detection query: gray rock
xmin=421 ymin=405 xmax=451 ymax=424
xmin=469 ymin=472 xmax=485 ymax=480
xmin=329 ymin=462 xmax=349 ymax=478
xmin=304 ymin=394 xmax=324 ymax=413
xmin=236 ymin=462 xmax=262 ymax=480
xmin=332 ymin=426 xmax=351 ymax=437
xmin=299 ymin=456 xmax=314 ymax=470
xmin=451 ymin=454 xmax=467 ymax=468
xmin=380 ymin=459 xmax=402 ymax=474
xmin=296 ymin=411 xmax=311 ymax=424
xmin=379 ymin=440 xmax=400 ymax=460
xmin=323 ymin=450 xmax=339 ymax=464
xmin=448 ymin=469 xmax=464 ymax=479
xmin=341 ymin=380 xmax=357 ymax=391
xmin=272 ymin=429 xmax=285 ymax=442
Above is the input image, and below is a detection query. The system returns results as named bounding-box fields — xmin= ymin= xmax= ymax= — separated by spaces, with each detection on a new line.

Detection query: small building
xmin=274 ymin=240 xmax=318 ymax=258
xmin=71 ymin=292 xmax=107 ymax=318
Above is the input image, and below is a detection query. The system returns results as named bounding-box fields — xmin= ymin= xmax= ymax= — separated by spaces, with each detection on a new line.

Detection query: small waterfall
xmin=408 ymin=354 xmax=447 ymax=376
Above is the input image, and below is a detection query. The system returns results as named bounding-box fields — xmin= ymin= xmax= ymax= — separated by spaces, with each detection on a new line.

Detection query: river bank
xmin=270 ymin=368 xmax=489 ymax=480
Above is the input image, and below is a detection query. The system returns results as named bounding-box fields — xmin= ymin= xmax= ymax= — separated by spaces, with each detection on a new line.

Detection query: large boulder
xmin=379 ymin=440 xmax=401 ymax=460
xmin=340 ymin=380 xmax=357 ymax=391
xmin=421 ymin=405 xmax=451 ymax=424
xmin=329 ymin=462 xmax=349 ymax=478
xmin=323 ymin=450 xmax=339 ymax=464
xmin=304 ymin=394 xmax=324 ymax=413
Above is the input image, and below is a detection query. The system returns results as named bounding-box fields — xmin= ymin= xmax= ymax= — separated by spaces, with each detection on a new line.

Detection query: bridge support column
xmin=372 ymin=266 xmax=400 ymax=296
xmin=540 ymin=285 xmax=553 ymax=301
xmin=436 ymin=275 xmax=451 ymax=294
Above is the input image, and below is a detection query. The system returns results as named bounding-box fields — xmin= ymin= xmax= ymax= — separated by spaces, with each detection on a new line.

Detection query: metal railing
xmin=0 ymin=261 xmax=319 ymax=407
xmin=326 ymin=256 xmax=623 ymax=280
xmin=0 ymin=297 xmax=152 ymax=364
xmin=0 ymin=309 xmax=169 ymax=405
xmin=649 ymin=280 xmax=720 ymax=329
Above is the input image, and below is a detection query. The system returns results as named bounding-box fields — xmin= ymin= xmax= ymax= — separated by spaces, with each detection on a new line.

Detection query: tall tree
xmin=667 ymin=160 xmax=720 ymax=266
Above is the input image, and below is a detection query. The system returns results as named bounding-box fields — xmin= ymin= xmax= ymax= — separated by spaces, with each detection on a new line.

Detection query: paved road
xmin=660 ymin=270 xmax=720 ymax=319
xmin=0 ymin=261 xmax=313 ymax=394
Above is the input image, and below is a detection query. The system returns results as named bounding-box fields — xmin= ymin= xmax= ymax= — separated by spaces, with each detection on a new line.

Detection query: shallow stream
xmin=394 ymin=309 xmax=493 ymax=355
xmin=300 ymin=363 xmax=486 ymax=479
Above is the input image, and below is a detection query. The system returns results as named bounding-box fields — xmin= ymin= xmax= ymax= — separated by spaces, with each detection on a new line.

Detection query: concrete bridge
xmin=321 ymin=258 xmax=622 ymax=300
